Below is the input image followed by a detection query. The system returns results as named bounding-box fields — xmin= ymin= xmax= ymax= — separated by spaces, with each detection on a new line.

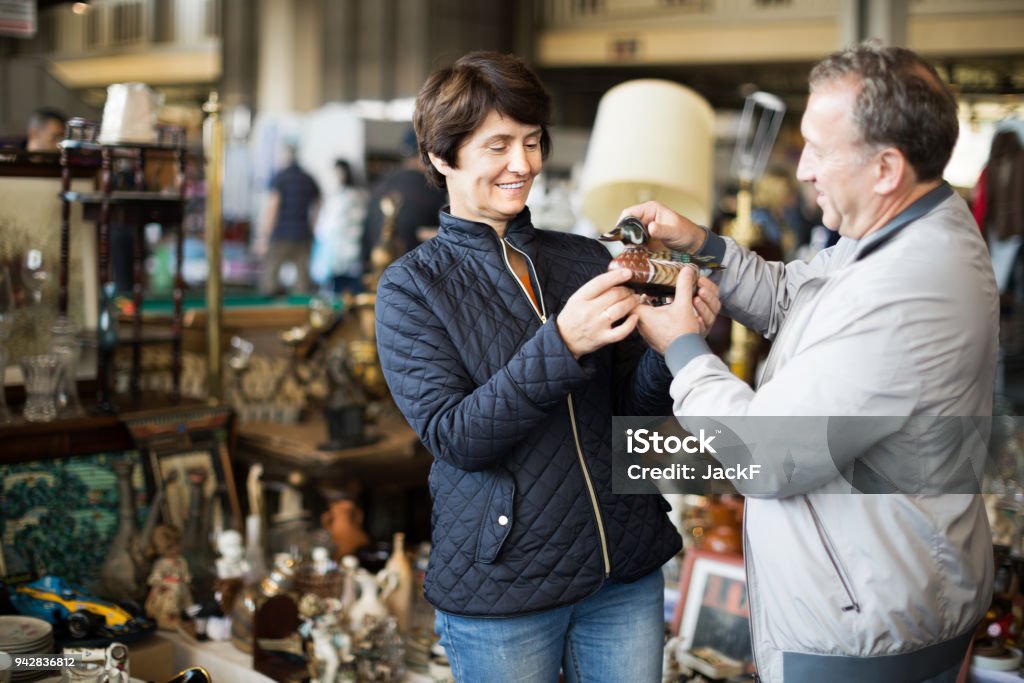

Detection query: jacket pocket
xmin=475 ymin=468 xmax=516 ymax=564
xmin=803 ymin=496 xmax=861 ymax=613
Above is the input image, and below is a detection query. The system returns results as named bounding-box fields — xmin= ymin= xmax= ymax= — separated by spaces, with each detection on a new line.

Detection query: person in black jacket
xmin=375 ymin=51 xmax=720 ymax=683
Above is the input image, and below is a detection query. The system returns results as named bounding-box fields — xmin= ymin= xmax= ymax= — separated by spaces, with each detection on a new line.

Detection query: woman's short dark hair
xmin=413 ymin=51 xmax=552 ymax=189
xmin=809 ymin=41 xmax=958 ymax=182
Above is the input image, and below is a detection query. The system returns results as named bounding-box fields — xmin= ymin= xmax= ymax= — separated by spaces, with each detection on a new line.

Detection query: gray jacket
xmin=666 ymin=185 xmax=997 ymax=682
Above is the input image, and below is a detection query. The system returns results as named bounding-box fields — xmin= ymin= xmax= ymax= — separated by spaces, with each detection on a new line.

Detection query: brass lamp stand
xmin=724 ymin=91 xmax=786 ymax=385
xmin=725 ymin=181 xmax=761 ymax=384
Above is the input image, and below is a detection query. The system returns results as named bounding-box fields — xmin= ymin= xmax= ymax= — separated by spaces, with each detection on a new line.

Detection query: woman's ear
xmin=428 ymin=152 xmax=451 ymax=178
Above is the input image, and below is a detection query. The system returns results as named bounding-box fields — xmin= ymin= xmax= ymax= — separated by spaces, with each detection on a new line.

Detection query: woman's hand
xmin=557 ymin=269 xmax=642 ymax=359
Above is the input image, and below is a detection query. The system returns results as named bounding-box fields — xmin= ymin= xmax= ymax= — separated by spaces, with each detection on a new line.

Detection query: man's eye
xmin=489 ymin=146 xmax=506 ymax=153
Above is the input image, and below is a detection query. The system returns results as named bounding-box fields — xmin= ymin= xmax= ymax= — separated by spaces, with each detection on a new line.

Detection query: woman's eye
xmin=488 ymin=145 xmax=506 ymax=153
xmin=525 ymin=142 xmax=539 ymax=151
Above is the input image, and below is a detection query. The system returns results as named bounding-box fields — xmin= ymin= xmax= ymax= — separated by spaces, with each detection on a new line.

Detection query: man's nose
xmin=795 ymin=151 xmax=813 ymax=182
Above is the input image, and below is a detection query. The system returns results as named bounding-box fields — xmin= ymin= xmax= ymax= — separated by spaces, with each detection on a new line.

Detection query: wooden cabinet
xmin=58 ymin=121 xmax=188 ymax=412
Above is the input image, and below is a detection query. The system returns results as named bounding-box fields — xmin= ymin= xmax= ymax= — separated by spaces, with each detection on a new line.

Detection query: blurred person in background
xmin=255 ymin=144 xmax=321 ymax=295
xmin=26 ymin=107 xmax=67 ymax=151
xmin=360 ymin=128 xmax=447 ymax=273
xmin=311 ymin=159 xmax=368 ymax=294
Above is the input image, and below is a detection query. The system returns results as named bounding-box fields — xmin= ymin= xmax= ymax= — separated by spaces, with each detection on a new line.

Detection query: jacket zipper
xmin=500 ymin=238 xmax=611 ymax=576
xmin=501 ymin=239 xmax=546 ymax=322
xmin=567 ymin=394 xmax=611 ymax=575
xmin=803 ymin=496 xmax=861 ymax=613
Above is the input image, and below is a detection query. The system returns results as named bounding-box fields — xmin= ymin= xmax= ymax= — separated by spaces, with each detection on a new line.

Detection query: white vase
xmin=347 ymin=568 xmax=393 ymax=631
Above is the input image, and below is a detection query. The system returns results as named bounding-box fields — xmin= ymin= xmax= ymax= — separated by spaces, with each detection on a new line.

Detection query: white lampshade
xmin=580 ymin=79 xmax=715 ymax=231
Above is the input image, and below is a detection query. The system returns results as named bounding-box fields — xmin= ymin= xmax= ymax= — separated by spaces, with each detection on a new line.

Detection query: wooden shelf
xmin=60 ymin=139 xmax=187 ymax=153
xmin=63 ymin=190 xmax=184 ymax=204
xmin=0 ymin=395 xmax=209 ymax=462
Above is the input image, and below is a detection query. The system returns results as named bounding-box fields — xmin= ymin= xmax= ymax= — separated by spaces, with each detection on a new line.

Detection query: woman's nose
xmin=507 ymin=145 xmax=530 ymax=174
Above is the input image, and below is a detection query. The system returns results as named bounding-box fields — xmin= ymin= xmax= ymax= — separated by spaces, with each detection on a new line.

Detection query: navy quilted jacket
xmin=375 ymin=208 xmax=682 ymax=616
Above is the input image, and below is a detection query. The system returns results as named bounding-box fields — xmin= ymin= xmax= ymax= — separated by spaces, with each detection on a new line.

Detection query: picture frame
xmin=123 ymin=406 xmax=243 ymax=534
xmin=671 ymin=549 xmax=752 ymax=667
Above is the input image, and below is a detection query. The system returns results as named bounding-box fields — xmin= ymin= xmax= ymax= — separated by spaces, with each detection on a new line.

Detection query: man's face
xmin=27 ymin=119 xmax=64 ymax=152
xmin=432 ymin=109 xmax=542 ymax=232
xmin=795 ymin=79 xmax=881 ymax=240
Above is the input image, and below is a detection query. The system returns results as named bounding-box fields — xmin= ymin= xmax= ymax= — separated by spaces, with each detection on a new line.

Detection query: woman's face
xmin=430 ymin=109 xmax=543 ymax=233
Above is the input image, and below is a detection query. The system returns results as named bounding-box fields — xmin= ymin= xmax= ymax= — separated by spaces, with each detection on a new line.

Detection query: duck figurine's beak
xmin=598 ymin=216 xmax=649 ymax=245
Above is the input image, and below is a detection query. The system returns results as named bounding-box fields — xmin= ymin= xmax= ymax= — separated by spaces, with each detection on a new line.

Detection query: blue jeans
xmin=435 ymin=568 xmax=665 ymax=683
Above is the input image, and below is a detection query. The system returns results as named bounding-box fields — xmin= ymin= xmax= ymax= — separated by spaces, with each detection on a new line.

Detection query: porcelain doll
xmin=145 ymin=524 xmax=193 ymax=630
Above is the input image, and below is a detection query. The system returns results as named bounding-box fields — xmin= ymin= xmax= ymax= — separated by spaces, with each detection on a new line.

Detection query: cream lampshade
xmin=580 ymin=79 xmax=715 ymax=231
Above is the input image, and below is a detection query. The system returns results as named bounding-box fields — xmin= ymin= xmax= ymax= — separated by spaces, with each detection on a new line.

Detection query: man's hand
xmin=636 ymin=267 xmax=721 ymax=355
xmin=557 ymin=269 xmax=642 ymax=359
xmin=617 ymin=201 xmax=708 ymax=254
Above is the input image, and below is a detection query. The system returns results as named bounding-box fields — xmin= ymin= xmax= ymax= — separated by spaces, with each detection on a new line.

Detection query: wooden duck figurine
xmin=599 ymin=216 xmax=723 ymax=296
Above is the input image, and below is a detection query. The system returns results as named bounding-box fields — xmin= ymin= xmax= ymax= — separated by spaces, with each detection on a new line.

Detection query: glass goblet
xmin=20 ymin=354 xmax=63 ymax=423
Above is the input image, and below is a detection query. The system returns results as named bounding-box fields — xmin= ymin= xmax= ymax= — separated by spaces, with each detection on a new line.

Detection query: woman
xmin=311 ymin=158 xmax=368 ymax=294
xmin=375 ymin=51 xmax=719 ymax=682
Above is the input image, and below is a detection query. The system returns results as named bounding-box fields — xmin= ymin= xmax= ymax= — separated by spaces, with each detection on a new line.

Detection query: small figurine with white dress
xmin=145 ymin=524 xmax=193 ymax=630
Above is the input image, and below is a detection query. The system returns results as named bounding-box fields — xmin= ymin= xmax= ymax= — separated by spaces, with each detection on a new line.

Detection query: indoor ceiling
xmin=541 ymin=54 xmax=1024 ymax=126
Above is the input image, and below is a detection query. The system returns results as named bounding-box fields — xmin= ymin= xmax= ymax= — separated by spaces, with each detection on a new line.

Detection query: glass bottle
xmin=382 ymin=532 xmax=413 ymax=634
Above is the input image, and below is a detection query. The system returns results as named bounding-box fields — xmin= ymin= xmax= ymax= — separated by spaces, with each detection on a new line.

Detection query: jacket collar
xmin=437 ymin=207 xmax=537 ymax=252
xmin=854 ymin=182 xmax=954 ymax=262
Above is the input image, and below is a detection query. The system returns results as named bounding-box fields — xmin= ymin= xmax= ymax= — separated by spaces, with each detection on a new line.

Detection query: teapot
xmin=347 ymin=567 xmax=398 ymax=632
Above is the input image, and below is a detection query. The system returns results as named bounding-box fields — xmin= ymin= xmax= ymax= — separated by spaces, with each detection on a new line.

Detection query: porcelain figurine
xmin=145 ymin=524 xmax=193 ymax=630
xmin=216 ymin=529 xmax=251 ymax=580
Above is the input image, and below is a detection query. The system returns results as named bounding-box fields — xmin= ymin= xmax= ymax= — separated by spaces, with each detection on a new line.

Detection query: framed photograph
xmin=123 ymin=406 xmax=242 ymax=534
xmin=671 ymin=549 xmax=752 ymax=667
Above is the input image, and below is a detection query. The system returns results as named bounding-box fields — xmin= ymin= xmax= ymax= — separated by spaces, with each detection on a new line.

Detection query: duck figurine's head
xmin=599 ymin=216 xmax=649 ymax=246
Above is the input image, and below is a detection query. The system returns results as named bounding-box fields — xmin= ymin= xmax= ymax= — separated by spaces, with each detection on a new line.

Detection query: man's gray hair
xmin=809 ymin=40 xmax=959 ymax=181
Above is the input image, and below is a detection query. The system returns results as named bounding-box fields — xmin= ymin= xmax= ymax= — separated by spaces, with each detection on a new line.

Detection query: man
xmin=630 ymin=42 xmax=997 ymax=682
xmin=359 ymin=128 xmax=446 ymax=276
xmin=26 ymin=107 xmax=67 ymax=151
xmin=255 ymin=145 xmax=321 ymax=295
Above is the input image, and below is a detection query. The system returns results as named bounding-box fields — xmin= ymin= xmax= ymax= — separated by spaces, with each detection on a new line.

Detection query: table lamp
xmin=580 ymin=79 xmax=715 ymax=232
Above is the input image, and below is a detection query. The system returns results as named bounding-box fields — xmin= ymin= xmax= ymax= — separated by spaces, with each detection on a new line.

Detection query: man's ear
xmin=428 ymin=152 xmax=451 ymax=178
xmin=873 ymin=147 xmax=908 ymax=195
